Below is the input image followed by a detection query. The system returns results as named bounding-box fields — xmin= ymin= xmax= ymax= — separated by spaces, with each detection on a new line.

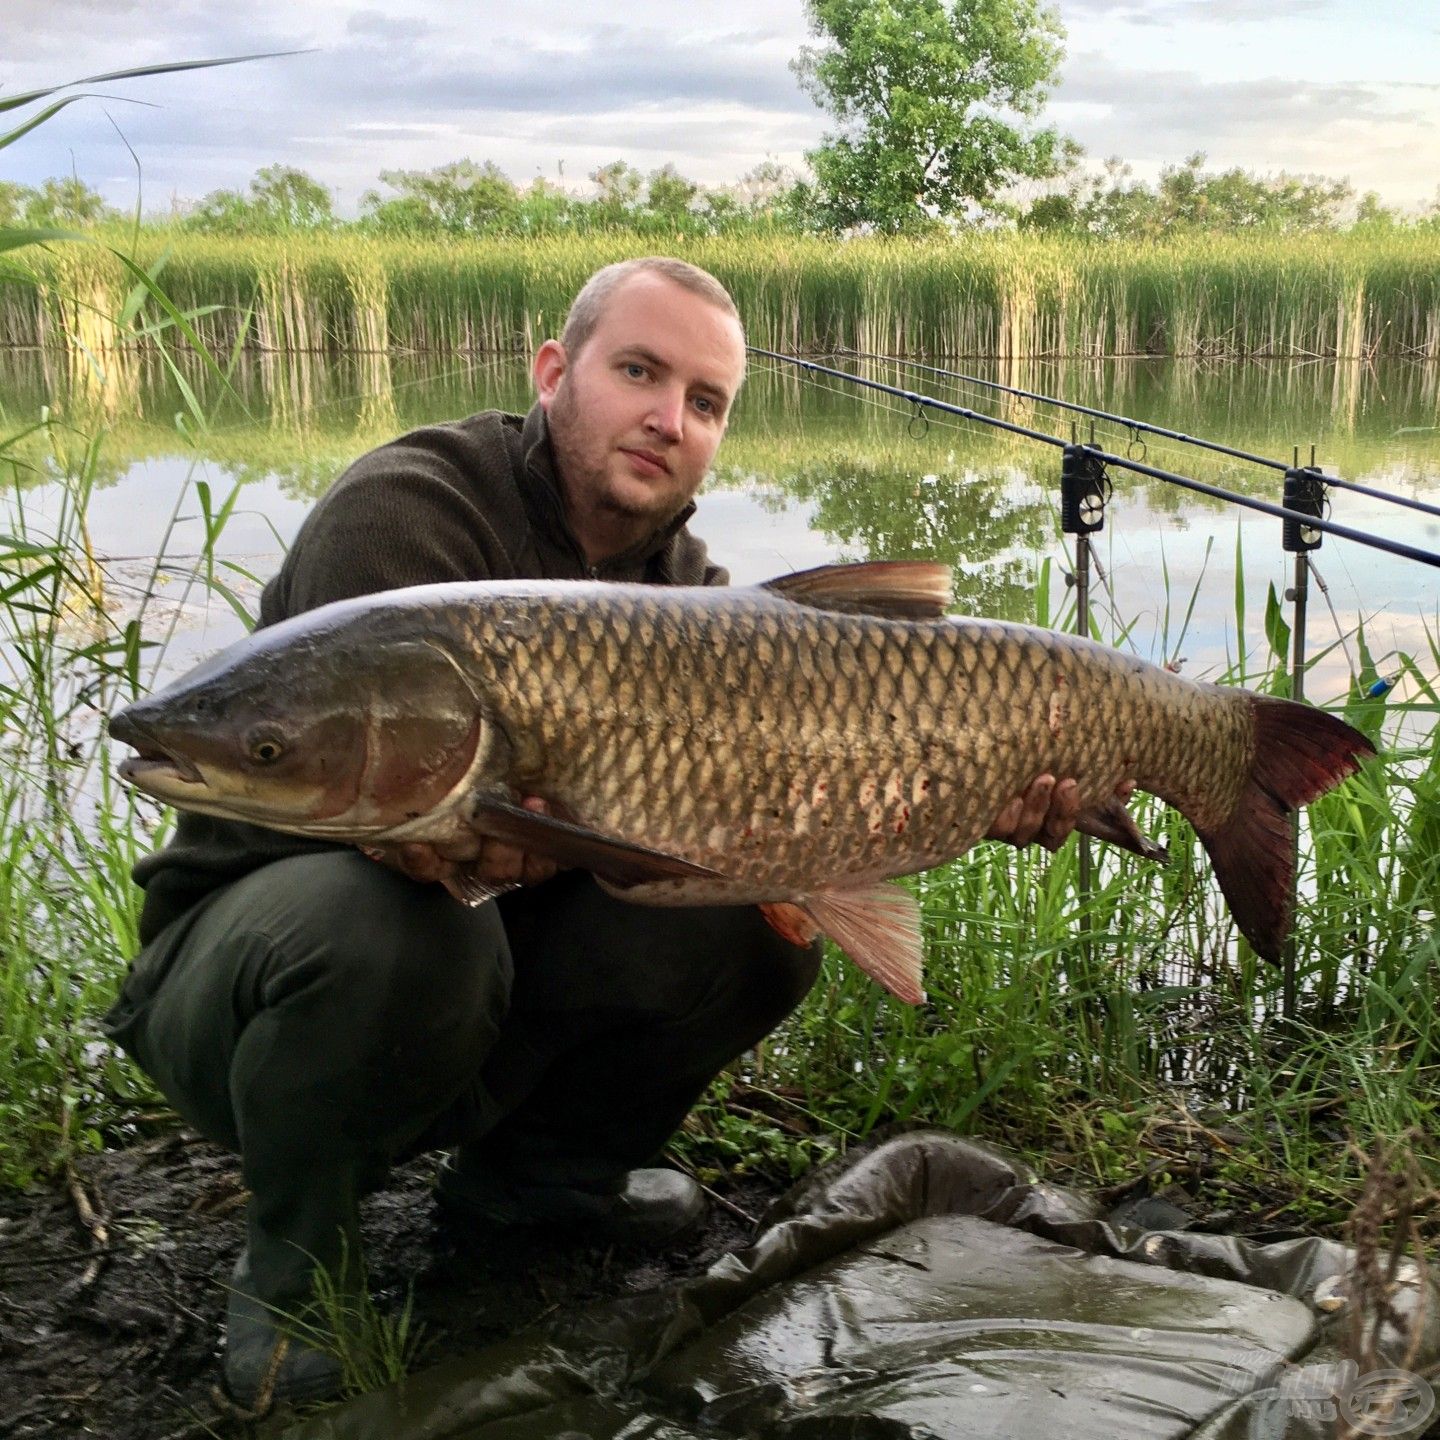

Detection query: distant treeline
xmin=6 ymin=153 xmax=1439 ymax=242
xmin=10 ymin=230 xmax=1440 ymax=361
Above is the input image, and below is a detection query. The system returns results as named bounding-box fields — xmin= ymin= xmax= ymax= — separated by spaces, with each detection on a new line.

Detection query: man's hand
xmin=361 ymin=795 xmax=560 ymax=891
xmin=986 ymin=774 xmax=1136 ymax=852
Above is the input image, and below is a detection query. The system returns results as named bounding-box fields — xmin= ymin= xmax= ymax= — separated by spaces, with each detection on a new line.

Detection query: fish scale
xmin=459 ymin=585 xmax=1240 ymax=896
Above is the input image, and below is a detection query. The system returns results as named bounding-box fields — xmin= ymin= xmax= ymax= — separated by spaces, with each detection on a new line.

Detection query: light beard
xmin=548 ymin=379 xmax=681 ymax=526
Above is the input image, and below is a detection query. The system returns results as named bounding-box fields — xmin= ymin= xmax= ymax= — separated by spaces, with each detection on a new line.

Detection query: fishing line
xmin=853 ymin=350 xmax=1440 ymax=522
xmin=1304 ymin=557 xmax=1360 ymax=683
xmin=753 ymin=348 xmax=1440 ymax=572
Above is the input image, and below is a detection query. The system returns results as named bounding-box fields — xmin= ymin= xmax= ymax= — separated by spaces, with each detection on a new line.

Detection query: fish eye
xmin=249 ymin=736 xmax=285 ymax=765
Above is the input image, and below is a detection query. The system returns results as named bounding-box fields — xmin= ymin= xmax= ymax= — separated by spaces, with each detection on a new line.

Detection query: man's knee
xmin=252 ymin=852 xmax=513 ymax=1024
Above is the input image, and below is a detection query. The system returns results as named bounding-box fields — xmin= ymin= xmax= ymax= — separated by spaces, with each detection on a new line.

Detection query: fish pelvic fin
xmin=1196 ymin=696 xmax=1375 ymax=963
xmin=804 ymin=882 xmax=926 ymax=1004
xmin=763 ymin=561 xmax=952 ymax=620
xmin=1077 ymin=797 xmax=1169 ymax=863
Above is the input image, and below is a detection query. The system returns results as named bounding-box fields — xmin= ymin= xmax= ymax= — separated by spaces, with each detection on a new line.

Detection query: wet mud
xmin=0 ymin=1132 xmax=777 ymax=1440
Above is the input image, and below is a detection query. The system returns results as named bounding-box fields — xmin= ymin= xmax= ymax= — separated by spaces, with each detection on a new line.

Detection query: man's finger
xmin=1012 ymin=773 xmax=1056 ymax=846
xmin=985 ymin=795 xmax=1023 ymax=841
xmin=474 ymin=837 xmax=527 ymax=886
xmin=397 ymin=842 xmax=449 ymax=883
xmin=1039 ymin=777 xmax=1081 ymax=851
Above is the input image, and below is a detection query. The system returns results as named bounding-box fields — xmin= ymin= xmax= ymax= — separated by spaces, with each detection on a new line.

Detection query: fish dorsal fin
xmin=762 ymin=561 xmax=952 ymax=620
xmin=803 ymin=882 xmax=926 ymax=1004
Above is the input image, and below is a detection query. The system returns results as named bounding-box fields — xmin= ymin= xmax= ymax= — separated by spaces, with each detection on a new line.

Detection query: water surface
xmin=3 ymin=350 xmax=1437 ymax=709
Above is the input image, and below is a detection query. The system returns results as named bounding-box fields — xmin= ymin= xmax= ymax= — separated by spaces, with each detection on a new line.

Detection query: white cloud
xmin=4 ymin=0 xmax=1435 ymax=210
xmin=1055 ymin=56 xmax=1440 ymax=203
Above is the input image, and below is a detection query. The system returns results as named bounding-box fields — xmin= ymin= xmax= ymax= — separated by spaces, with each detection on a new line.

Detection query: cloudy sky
xmin=7 ymin=0 xmax=1438 ymax=215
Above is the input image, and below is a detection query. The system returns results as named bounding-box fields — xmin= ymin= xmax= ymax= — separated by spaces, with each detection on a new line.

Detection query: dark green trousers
xmin=104 ymin=852 xmax=820 ymax=1309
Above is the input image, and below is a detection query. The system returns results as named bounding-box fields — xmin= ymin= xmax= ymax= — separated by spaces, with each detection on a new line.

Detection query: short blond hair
xmin=560 ymin=257 xmax=741 ymax=359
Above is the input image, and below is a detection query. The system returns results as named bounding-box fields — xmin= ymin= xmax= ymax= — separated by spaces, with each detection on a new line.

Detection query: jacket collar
xmin=519 ymin=401 xmax=697 ymax=578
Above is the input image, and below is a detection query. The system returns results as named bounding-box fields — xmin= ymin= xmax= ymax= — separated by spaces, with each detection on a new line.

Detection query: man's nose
xmin=645 ymin=387 xmax=685 ymax=442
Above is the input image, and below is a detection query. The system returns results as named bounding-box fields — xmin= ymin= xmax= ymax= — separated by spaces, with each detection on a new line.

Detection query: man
xmin=104 ymin=257 xmax=1089 ymax=1407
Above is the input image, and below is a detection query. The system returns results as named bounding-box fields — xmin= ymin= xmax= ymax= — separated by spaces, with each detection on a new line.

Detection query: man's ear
xmin=533 ymin=340 xmax=567 ymax=411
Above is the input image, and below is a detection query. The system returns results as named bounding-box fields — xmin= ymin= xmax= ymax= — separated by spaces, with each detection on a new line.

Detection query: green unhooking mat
xmin=284 ymin=1132 xmax=1439 ymax=1440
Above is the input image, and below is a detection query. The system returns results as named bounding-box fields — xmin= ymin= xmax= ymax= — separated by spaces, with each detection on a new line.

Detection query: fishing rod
xmin=843 ymin=349 xmax=1440 ymax=523
xmin=750 ymin=347 xmax=1440 ymax=571
xmin=840 ymin=348 xmax=1292 ymax=472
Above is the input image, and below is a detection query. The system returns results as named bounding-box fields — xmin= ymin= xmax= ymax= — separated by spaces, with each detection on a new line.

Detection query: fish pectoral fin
xmin=804 ymin=883 xmax=926 ymax=1005
xmin=762 ymin=561 xmax=953 ymax=620
xmin=1075 ymin=797 xmax=1169 ymax=863
xmin=469 ymin=796 xmax=722 ymax=887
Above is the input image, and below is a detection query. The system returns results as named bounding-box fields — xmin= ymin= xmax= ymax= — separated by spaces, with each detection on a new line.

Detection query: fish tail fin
xmin=1195 ymin=696 xmax=1374 ymax=963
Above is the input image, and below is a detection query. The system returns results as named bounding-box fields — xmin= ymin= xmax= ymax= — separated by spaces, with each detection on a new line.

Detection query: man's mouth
xmin=620 ymin=448 xmax=670 ymax=478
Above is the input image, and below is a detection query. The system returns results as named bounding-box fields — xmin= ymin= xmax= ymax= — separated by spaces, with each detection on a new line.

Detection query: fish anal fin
xmin=759 ymin=902 xmax=821 ymax=947
xmin=1194 ymin=696 xmax=1373 ymax=963
xmin=470 ymin=795 xmax=722 ymax=888
xmin=1076 ymin=797 xmax=1169 ymax=863
xmin=804 ymin=882 xmax=926 ymax=1004
xmin=763 ymin=561 xmax=952 ymax=621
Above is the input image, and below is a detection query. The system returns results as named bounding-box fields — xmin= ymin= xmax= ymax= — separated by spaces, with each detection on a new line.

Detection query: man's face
xmin=534 ymin=272 xmax=746 ymax=562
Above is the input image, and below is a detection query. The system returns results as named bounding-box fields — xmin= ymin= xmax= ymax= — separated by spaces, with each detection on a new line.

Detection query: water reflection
xmin=2 ymin=349 xmax=1437 ymax=702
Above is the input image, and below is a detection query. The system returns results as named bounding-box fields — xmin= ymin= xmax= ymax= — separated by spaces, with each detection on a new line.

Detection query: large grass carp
xmin=109 ymin=561 xmax=1373 ymax=1003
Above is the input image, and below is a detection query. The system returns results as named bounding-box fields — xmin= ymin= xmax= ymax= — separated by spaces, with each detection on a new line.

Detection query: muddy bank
xmin=0 ymin=1132 xmax=778 ymax=1440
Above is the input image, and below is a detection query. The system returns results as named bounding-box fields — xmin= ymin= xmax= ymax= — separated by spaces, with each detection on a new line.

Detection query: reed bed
xmin=6 ymin=231 xmax=1440 ymax=363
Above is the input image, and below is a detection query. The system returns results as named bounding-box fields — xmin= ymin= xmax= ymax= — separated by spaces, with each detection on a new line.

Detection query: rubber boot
xmin=434 ymin=1153 xmax=706 ymax=1244
xmin=223 ymin=1250 xmax=343 ymax=1409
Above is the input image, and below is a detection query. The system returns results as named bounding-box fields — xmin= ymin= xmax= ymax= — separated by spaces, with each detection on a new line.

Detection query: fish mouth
xmin=109 ymin=714 xmax=205 ymax=788
xmin=118 ymin=752 xmax=205 ymax=788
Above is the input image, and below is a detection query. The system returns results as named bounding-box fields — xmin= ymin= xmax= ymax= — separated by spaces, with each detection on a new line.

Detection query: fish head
xmin=108 ymin=607 xmax=489 ymax=839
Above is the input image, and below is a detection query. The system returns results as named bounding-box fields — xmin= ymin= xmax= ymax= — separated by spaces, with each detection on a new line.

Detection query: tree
xmin=1022 ymin=152 xmax=1358 ymax=238
xmin=186 ymin=165 xmax=333 ymax=234
xmin=24 ymin=176 xmax=111 ymax=227
xmin=0 ymin=182 xmax=30 ymax=227
xmin=362 ymin=160 xmax=518 ymax=234
xmin=792 ymin=0 xmax=1067 ymax=232
xmin=249 ymin=165 xmax=334 ymax=230
xmin=588 ymin=161 xmax=644 ymax=226
xmin=644 ymin=165 xmax=699 ymax=224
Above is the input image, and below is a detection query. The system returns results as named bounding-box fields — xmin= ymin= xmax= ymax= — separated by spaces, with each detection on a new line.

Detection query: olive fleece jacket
xmin=129 ymin=401 xmax=726 ymax=944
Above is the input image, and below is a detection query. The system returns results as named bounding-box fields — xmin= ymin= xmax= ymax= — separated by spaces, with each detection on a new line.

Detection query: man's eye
xmin=693 ymin=395 xmax=714 ymax=415
xmin=624 ymin=362 xmax=647 ymax=379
